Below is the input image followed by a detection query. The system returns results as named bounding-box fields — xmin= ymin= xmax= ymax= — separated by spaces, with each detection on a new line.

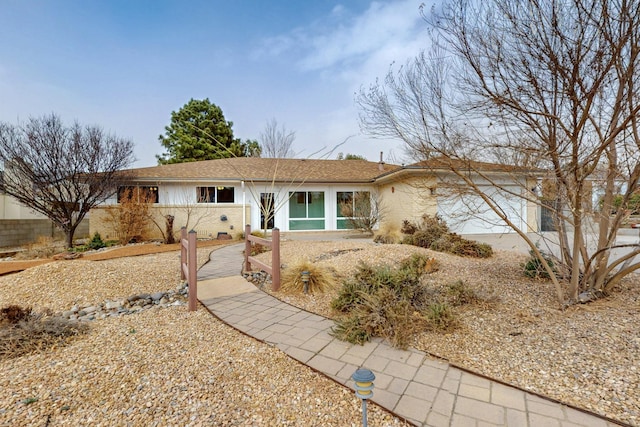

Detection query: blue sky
xmin=0 ymin=0 xmax=428 ymax=167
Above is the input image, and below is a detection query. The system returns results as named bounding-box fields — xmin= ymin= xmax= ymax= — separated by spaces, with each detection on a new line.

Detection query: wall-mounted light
xmin=220 ymin=215 xmax=228 ymax=221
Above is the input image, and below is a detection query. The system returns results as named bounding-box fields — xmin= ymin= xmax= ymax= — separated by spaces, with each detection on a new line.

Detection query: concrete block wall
xmin=0 ymin=219 xmax=90 ymax=248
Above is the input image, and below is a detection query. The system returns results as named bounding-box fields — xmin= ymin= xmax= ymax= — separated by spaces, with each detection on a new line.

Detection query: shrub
xmin=88 ymin=232 xmax=106 ymax=250
xmin=331 ymin=253 xmax=442 ymax=349
xmin=280 ymin=260 xmax=337 ymax=294
xmin=248 ymin=230 xmax=268 ymax=255
xmin=426 ymin=303 xmax=456 ymax=331
xmin=402 ymin=215 xmax=449 ymax=248
xmin=523 ymin=249 xmax=556 ymax=279
xmin=402 ymin=215 xmax=493 ymax=258
xmin=445 ymin=280 xmax=480 ymax=306
xmin=103 ymin=187 xmax=154 ymax=245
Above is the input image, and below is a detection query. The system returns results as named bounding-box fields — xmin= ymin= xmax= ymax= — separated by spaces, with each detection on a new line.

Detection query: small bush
xmin=331 ymin=253 xmax=441 ymax=349
xmin=88 ymin=232 xmax=106 ymax=250
xmin=249 ymin=231 xmax=268 ymax=255
xmin=523 ymin=250 xmax=555 ymax=279
xmin=426 ymin=303 xmax=456 ymax=331
xmin=402 ymin=215 xmax=493 ymax=258
xmin=445 ymin=280 xmax=480 ymax=306
xmin=400 ymin=219 xmax=418 ymax=235
xmin=280 ymin=260 xmax=337 ymax=294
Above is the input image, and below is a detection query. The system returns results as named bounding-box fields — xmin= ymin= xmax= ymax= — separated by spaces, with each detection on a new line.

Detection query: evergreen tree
xmin=157 ymin=98 xmax=258 ymax=164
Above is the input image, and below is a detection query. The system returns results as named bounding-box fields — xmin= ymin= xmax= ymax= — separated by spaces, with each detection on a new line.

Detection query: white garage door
xmin=437 ymin=186 xmax=526 ymax=234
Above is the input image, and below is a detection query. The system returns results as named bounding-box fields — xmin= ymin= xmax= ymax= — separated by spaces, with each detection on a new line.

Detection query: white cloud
xmin=299 ymin=1 xmax=425 ymax=72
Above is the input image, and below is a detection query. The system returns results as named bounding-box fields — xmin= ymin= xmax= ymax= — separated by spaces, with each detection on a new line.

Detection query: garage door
xmin=437 ymin=186 xmax=525 ymax=234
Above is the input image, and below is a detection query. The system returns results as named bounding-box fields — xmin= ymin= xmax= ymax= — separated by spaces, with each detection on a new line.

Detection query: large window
xmin=197 ymin=186 xmax=235 ymax=203
xmin=337 ymin=191 xmax=370 ymax=229
xmin=289 ymin=191 xmax=325 ymax=230
xmin=117 ymin=186 xmax=159 ymax=203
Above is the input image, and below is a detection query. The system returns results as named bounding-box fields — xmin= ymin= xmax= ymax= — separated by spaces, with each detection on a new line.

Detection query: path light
xmin=352 ymin=368 xmax=375 ymax=427
xmin=301 ymin=270 xmax=310 ymax=294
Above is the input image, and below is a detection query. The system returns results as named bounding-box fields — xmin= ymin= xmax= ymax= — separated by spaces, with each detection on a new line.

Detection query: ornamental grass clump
xmin=0 ymin=305 xmax=89 ymax=360
xmin=280 ymin=260 xmax=337 ymax=294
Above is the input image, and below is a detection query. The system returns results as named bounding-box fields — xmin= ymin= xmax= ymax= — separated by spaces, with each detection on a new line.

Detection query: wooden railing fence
xmin=180 ymin=227 xmax=198 ymax=311
xmin=244 ymin=225 xmax=281 ymax=290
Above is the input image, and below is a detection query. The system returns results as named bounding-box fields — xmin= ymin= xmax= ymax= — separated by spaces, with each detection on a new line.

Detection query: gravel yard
xmin=256 ymin=239 xmax=640 ymax=426
xmin=0 ymin=249 xmax=407 ymax=427
xmin=1 ymin=239 xmax=638 ymax=426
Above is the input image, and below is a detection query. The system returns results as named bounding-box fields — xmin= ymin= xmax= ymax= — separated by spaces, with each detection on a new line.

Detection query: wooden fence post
xmin=180 ymin=227 xmax=187 ymax=280
xmin=245 ymin=224 xmax=252 ymax=272
xmin=271 ymin=228 xmax=280 ymax=291
xmin=187 ymin=229 xmax=197 ymax=312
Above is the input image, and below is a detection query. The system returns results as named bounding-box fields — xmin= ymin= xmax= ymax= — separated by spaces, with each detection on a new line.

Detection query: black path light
xmin=301 ymin=270 xmax=310 ymax=294
xmin=352 ymin=368 xmax=375 ymax=427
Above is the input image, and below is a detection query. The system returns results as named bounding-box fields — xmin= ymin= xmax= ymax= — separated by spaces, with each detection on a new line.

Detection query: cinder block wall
xmin=0 ymin=219 xmax=90 ymax=248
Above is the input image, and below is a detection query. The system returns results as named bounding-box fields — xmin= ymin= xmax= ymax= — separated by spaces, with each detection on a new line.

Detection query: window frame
xmin=196 ymin=186 xmax=235 ymax=204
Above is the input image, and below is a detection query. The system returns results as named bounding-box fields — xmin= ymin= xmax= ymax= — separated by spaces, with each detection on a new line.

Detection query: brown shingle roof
xmin=127 ymin=157 xmax=401 ymax=183
xmin=407 ymin=157 xmax=545 ymax=174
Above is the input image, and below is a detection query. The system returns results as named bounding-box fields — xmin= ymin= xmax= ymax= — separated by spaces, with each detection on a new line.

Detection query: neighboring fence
xmin=180 ymin=227 xmax=198 ymax=312
xmin=0 ymin=219 xmax=90 ymax=248
xmin=244 ymin=225 xmax=281 ymax=290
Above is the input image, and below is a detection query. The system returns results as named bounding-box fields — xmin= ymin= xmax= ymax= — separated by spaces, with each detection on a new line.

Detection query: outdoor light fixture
xmin=301 ymin=270 xmax=310 ymax=294
xmin=352 ymin=368 xmax=375 ymax=427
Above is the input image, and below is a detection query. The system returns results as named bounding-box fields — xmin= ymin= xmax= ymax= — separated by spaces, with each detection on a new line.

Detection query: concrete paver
xmin=197 ymin=243 xmax=624 ymax=427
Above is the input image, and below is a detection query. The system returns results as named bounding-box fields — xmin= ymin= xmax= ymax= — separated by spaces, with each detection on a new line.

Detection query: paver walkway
xmin=197 ymin=243 xmax=622 ymax=427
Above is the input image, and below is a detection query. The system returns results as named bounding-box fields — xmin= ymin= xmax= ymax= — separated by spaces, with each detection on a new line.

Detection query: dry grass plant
xmin=0 ymin=305 xmax=89 ymax=360
xmin=373 ymin=223 xmax=403 ymax=244
xmin=280 ymin=260 xmax=337 ymax=294
xmin=14 ymin=236 xmax=66 ymax=259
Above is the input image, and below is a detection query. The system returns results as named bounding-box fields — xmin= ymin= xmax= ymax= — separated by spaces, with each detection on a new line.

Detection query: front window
xmin=197 ymin=186 xmax=235 ymax=203
xmin=117 ymin=186 xmax=159 ymax=203
xmin=289 ymin=191 xmax=325 ymax=230
xmin=337 ymin=191 xmax=370 ymax=229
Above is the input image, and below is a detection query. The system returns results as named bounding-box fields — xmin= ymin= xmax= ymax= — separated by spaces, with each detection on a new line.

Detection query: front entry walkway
xmin=197 ymin=244 xmax=621 ymax=426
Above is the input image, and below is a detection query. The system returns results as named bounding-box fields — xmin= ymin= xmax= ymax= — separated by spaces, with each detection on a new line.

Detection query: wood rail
xmin=180 ymin=227 xmax=197 ymax=311
xmin=244 ymin=225 xmax=281 ymax=290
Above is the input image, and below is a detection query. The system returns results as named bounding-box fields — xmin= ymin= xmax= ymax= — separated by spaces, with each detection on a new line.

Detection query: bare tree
xmin=0 ymin=114 xmax=134 ymax=247
xmin=357 ymin=0 xmax=640 ymax=305
xmin=259 ymin=118 xmax=296 ymax=158
xmin=339 ymin=191 xmax=385 ymax=235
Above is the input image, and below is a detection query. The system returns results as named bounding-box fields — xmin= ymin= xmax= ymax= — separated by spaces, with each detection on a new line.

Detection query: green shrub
xmin=88 ymin=232 xmax=106 ymax=250
xmin=426 ymin=302 xmax=456 ymax=331
xmin=523 ymin=250 xmax=555 ymax=279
